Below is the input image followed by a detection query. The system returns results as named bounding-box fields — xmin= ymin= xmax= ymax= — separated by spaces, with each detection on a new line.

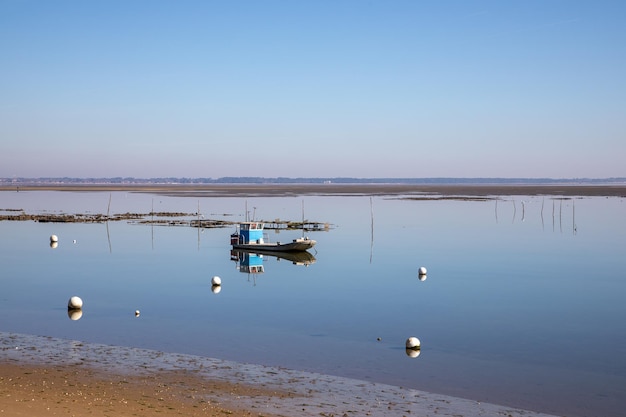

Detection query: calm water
xmin=1 ymin=191 xmax=625 ymax=417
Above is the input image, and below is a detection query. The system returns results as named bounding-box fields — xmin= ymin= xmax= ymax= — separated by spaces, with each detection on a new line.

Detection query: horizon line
xmin=2 ymin=176 xmax=626 ymax=185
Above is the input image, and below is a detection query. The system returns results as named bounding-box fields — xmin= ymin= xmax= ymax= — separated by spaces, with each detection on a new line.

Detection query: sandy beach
xmin=0 ymin=361 xmax=284 ymax=417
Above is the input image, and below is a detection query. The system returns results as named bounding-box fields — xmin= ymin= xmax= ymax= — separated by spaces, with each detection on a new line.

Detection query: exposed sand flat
xmin=1 ymin=333 xmax=559 ymax=417
xmin=2 ymin=183 xmax=626 ymax=197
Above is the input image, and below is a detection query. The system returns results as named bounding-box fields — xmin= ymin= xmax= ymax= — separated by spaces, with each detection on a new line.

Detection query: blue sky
xmin=1 ymin=1 xmax=624 ymax=178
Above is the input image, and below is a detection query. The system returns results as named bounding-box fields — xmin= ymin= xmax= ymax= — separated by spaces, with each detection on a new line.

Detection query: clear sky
xmin=1 ymin=1 xmax=624 ymax=179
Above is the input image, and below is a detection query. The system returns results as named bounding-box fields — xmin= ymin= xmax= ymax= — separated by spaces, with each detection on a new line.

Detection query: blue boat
xmin=230 ymin=222 xmax=316 ymax=252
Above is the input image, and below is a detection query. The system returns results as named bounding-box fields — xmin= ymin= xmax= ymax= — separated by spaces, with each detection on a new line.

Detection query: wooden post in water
xmin=106 ymin=193 xmax=112 ymax=253
xmin=541 ymin=197 xmax=546 ymax=230
xmin=495 ymin=199 xmax=498 ymax=224
xmin=512 ymin=199 xmax=516 ymax=224
xmin=573 ymin=200 xmax=577 ymax=235
xmin=370 ymin=196 xmax=374 ymax=264
xmin=560 ymin=199 xmax=563 ymax=233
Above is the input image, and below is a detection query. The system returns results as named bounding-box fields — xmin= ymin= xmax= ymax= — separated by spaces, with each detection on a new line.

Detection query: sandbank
xmin=2 ymin=183 xmax=626 ymax=197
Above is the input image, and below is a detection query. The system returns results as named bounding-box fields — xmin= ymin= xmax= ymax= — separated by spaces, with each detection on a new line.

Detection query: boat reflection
xmin=230 ymin=248 xmax=316 ymax=275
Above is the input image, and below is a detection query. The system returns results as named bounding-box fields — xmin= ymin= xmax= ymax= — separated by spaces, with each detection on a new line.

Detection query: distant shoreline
xmin=1 ymin=183 xmax=626 ymax=197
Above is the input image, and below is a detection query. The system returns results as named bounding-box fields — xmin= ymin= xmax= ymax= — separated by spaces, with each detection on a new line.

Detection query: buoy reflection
xmin=67 ymin=309 xmax=83 ymax=320
xmin=406 ymin=348 xmax=421 ymax=358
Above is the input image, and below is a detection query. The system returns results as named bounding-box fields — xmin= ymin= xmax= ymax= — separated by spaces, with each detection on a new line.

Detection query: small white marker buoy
xmin=406 ymin=337 xmax=421 ymax=350
xmin=68 ymin=296 xmax=83 ymax=310
xmin=418 ymin=267 xmax=427 ymax=276
xmin=50 ymin=235 xmax=59 ymax=243
xmin=73 ymin=239 xmax=77 ymax=244
xmin=211 ymin=276 xmax=222 ymax=286
xmin=135 ymin=310 xmax=140 ymax=317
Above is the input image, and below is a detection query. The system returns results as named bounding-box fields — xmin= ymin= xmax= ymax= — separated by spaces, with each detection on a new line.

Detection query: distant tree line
xmin=2 ymin=177 xmax=625 ymax=185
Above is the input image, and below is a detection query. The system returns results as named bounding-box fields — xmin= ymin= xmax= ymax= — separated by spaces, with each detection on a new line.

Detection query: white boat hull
xmin=233 ymin=237 xmax=316 ymax=252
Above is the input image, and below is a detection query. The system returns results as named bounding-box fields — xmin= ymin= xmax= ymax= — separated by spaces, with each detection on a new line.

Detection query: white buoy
xmin=50 ymin=235 xmax=58 ymax=243
xmin=73 ymin=239 xmax=77 ymax=244
xmin=211 ymin=276 xmax=222 ymax=286
xmin=406 ymin=337 xmax=421 ymax=350
xmin=418 ymin=266 xmax=427 ymax=275
xmin=135 ymin=310 xmax=140 ymax=317
xmin=68 ymin=296 xmax=83 ymax=310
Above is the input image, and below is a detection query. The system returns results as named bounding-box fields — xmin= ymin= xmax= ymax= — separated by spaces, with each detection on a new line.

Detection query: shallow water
xmin=1 ymin=190 xmax=625 ymax=417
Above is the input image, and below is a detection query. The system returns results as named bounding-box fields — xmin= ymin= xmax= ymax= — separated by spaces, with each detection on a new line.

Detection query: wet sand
xmin=1 ymin=333 xmax=559 ymax=417
xmin=0 ymin=362 xmax=285 ymax=417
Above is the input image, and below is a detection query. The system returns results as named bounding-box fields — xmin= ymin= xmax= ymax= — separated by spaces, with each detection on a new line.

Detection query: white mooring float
xmin=405 ymin=336 xmax=421 ymax=358
xmin=406 ymin=336 xmax=421 ymax=349
xmin=68 ymin=296 xmax=83 ymax=310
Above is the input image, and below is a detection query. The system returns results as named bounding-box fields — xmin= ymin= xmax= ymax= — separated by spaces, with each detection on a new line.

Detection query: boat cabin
xmin=231 ymin=222 xmax=265 ymax=245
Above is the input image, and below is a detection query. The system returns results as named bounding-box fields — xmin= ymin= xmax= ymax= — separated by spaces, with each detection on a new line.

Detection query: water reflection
xmin=2 ymin=192 xmax=626 ymax=417
xmin=229 ymin=249 xmax=316 ymax=285
xmin=231 ymin=250 xmax=264 ymax=276
xmin=405 ymin=348 xmax=421 ymax=358
xmin=230 ymin=249 xmax=316 ymax=275
xmin=67 ymin=309 xmax=83 ymax=320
